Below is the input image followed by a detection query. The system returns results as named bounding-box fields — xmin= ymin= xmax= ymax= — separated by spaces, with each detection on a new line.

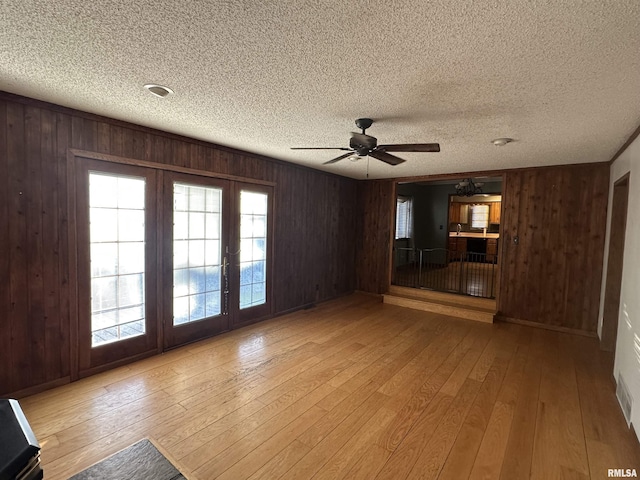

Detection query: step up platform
xmin=383 ymin=286 xmax=495 ymax=323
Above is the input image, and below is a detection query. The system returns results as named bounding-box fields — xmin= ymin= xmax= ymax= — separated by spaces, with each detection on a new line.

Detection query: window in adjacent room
xmin=395 ymin=196 xmax=414 ymax=239
xmin=471 ymin=204 xmax=490 ymax=229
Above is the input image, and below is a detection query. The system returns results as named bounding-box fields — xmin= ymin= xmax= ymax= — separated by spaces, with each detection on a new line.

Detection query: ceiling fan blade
xmin=350 ymin=132 xmax=377 ymax=149
xmin=291 ymin=147 xmax=351 ymax=150
xmin=369 ymin=150 xmax=406 ymax=166
xmin=323 ymin=152 xmax=354 ymax=165
xmin=377 ymin=143 xmax=440 ymax=152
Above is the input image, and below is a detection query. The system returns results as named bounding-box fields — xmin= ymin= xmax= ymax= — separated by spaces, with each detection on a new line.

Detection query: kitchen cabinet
xmin=449 ymin=234 xmax=498 ymax=263
xmin=486 ymin=238 xmax=498 ymax=263
xmin=447 ymin=237 xmax=467 ymax=262
xmin=490 ymin=201 xmax=501 ymax=224
xmin=449 ymin=203 xmax=460 ymax=224
xmin=449 ymin=203 xmax=469 ymax=224
xmin=460 ymin=204 xmax=469 ymax=223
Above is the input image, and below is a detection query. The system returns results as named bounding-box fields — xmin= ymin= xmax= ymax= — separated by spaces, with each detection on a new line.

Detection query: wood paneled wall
xmin=355 ymin=164 xmax=610 ymax=334
xmin=356 ymin=179 xmax=395 ymax=294
xmin=498 ymin=163 xmax=609 ymax=333
xmin=0 ymin=92 xmax=357 ymax=396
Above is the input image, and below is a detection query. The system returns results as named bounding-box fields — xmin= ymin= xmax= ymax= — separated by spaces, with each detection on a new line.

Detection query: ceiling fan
xmin=291 ymin=118 xmax=440 ymax=165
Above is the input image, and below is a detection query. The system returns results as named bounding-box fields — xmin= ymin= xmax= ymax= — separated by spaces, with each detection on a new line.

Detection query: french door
xmin=162 ymin=176 xmax=273 ymax=348
xmin=76 ymin=158 xmax=273 ymax=375
xmin=161 ymin=173 xmax=231 ymax=347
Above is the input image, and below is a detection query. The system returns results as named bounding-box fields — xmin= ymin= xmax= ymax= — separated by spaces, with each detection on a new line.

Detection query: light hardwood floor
xmin=19 ymin=294 xmax=640 ymax=479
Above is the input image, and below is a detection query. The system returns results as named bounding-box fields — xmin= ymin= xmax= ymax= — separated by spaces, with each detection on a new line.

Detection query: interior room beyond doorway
xmin=393 ymin=177 xmax=503 ymax=299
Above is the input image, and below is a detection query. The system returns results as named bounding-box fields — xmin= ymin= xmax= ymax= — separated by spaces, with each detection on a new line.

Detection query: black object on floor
xmin=69 ymin=439 xmax=185 ymax=480
xmin=0 ymin=398 xmax=43 ymax=480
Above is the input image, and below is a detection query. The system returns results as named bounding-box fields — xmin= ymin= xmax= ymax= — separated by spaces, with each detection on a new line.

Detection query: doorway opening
xmin=392 ymin=176 xmax=502 ymax=299
xmin=601 ymin=173 xmax=630 ymax=353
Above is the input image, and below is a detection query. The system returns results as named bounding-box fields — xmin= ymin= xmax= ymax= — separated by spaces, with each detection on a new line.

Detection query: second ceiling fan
xmin=291 ymin=118 xmax=440 ymax=165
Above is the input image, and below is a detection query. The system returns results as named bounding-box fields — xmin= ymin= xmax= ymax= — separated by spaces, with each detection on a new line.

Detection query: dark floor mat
xmin=68 ymin=439 xmax=185 ymax=480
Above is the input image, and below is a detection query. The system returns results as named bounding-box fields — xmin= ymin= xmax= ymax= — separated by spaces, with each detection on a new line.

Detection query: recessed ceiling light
xmin=143 ymin=84 xmax=174 ymax=98
xmin=492 ymin=138 xmax=513 ymax=146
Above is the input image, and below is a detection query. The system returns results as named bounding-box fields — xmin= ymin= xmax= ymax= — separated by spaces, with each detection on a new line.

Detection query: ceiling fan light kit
xmin=291 ymin=118 xmax=440 ymax=166
xmin=455 ymin=178 xmax=484 ymax=196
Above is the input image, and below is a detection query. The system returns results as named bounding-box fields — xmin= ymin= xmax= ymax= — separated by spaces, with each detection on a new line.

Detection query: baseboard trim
xmin=354 ymin=290 xmax=384 ymax=300
xmin=4 ymin=376 xmax=71 ymax=399
xmin=495 ymin=314 xmax=597 ymax=338
xmin=78 ymin=350 xmax=159 ymax=379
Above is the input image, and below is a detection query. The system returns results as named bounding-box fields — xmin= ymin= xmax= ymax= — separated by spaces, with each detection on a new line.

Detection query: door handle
xmin=222 ymin=256 xmax=229 ymax=315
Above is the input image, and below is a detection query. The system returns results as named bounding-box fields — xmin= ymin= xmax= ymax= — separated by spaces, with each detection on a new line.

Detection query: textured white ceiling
xmin=2 ymin=1 xmax=639 ymax=180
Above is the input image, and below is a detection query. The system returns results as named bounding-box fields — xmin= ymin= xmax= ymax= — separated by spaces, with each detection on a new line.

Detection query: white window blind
xmin=395 ymin=196 xmax=413 ymax=239
xmin=471 ymin=204 xmax=490 ymax=229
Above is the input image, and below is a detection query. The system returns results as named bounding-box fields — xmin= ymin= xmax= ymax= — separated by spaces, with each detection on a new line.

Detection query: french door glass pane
xmin=173 ymin=183 xmax=222 ymax=325
xmin=89 ymin=172 xmax=146 ymax=347
xmin=239 ymin=190 xmax=267 ymax=309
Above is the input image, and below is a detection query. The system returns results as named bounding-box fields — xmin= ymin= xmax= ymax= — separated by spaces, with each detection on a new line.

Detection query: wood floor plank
xmin=297 ymin=380 xmax=384 ymax=449
xmin=376 ymin=322 xmax=466 ymax=397
xmin=174 ymin=376 xmax=339 ymax=467
xmin=326 ymin=334 xmax=408 ymax=389
xmin=468 ymin=400 xmax=515 ymax=480
xmin=585 ymin=438 xmax=619 ymax=480
xmin=33 ymin=389 xmax=178 ymax=450
xmin=438 ymin=349 xmax=513 ymax=479
xmin=165 ymin=355 xmax=349 ymax=460
xmin=246 ymin=439 xmax=311 ymax=480
xmin=154 ymin=383 xmax=267 ymax=451
xmin=345 ymin=444 xmax=394 ymax=480
xmin=499 ymin=338 xmax=543 ymax=480
xmin=375 ymin=391 xmax=455 ymax=480
xmin=15 ymin=293 xmax=640 ymax=480
xmin=453 ymin=339 xmax=526 ymax=479
xmin=212 ymin=405 xmax=327 ymax=480
xmin=185 ymin=382 xmax=336 ymax=476
xmin=378 ymin=327 xmax=482 ymax=456
xmin=311 ymin=406 xmax=397 ymax=480
xmin=531 ymin=330 xmax=591 ymax=480
xmin=281 ymin=391 xmax=391 ymax=479
xmin=438 ymin=327 xmax=493 ymax=397
xmin=468 ymin=325 xmax=515 ymax=382
xmin=405 ymin=377 xmax=483 ymax=479
xmin=253 ymin=346 xmax=359 ymax=405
